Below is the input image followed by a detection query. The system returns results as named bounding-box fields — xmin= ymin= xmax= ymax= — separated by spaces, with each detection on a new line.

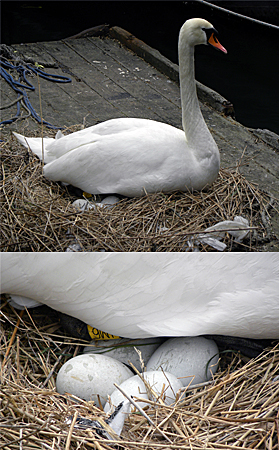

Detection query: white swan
xmin=13 ymin=18 xmax=226 ymax=197
xmin=1 ymin=253 xmax=278 ymax=339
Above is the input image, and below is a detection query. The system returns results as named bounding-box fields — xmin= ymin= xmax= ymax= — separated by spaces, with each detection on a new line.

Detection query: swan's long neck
xmin=178 ymin=29 xmax=217 ymax=159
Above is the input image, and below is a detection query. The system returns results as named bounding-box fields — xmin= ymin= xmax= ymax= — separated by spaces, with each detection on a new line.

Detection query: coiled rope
xmin=0 ymin=52 xmax=71 ymax=129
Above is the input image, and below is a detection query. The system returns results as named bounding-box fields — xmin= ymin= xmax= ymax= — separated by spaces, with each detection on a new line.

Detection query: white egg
xmin=104 ymin=370 xmax=183 ymax=413
xmin=146 ymin=337 xmax=219 ymax=386
xmin=8 ymin=294 xmax=41 ymax=309
xmin=100 ymin=196 xmax=120 ymax=207
xmin=84 ymin=337 xmax=165 ymax=371
xmin=56 ymin=353 xmax=133 ymax=406
xmin=144 ymin=371 xmax=184 ymax=404
xmin=104 ymin=374 xmax=148 ymax=412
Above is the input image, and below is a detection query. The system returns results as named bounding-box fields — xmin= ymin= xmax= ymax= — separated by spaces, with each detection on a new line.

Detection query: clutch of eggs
xmin=56 ymin=336 xmax=219 ymax=406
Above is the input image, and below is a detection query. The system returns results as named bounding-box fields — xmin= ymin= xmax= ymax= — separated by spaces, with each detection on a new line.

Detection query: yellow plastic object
xmin=87 ymin=325 xmax=120 ymax=340
xmin=83 ymin=192 xmax=93 ymax=199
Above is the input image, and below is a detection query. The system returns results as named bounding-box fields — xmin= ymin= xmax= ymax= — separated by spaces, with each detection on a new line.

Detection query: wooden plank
xmin=63 ymin=37 xmax=183 ymax=126
xmin=92 ymin=35 xmax=182 ymax=109
xmin=40 ymin=39 xmax=161 ymax=122
xmin=9 ymin=41 xmax=127 ymax=128
xmin=0 ymin=87 xmax=19 ymax=124
xmin=37 ymin=39 xmax=129 ymax=126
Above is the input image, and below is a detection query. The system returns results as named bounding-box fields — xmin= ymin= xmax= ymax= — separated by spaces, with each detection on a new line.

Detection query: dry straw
xmin=1 ymin=126 xmax=277 ymax=251
xmin=1 ymin=301 xmax=279 ymax=449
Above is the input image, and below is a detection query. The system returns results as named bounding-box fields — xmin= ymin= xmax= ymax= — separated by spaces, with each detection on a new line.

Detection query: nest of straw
xmin=1 ymin=300 xmax=279 ymax=450
xmin=1 ymin=125 xmax=277 ymax=251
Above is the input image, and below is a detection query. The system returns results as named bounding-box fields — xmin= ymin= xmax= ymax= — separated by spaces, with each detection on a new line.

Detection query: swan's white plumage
xmin=1 ymin=253 xmax=278 ymax=339
xmin=13 ymin=18 xmax=224 ymax=197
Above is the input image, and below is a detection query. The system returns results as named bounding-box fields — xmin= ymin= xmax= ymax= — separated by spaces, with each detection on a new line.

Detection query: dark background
xmin=1 ymin=1 xmax=279 ymax=134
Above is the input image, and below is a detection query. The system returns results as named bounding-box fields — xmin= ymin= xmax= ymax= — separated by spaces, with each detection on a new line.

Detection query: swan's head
xmin=180 ymin=18 xmax=227 ymax=53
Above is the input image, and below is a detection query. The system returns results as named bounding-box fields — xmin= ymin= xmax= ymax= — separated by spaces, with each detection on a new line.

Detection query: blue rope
xmin=0 ymin=58 xmax=71 ymax=129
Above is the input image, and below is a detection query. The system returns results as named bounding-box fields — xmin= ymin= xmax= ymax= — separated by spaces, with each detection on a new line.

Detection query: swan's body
xmin=13 ymin=19 xmax=226 ymax=197
xmin=1 ymin=253 xmax=278 ymax=339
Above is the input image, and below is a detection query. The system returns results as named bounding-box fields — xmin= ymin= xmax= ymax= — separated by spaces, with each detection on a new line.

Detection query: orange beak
xmin=209 ymin=33 xmax=227 ymax=53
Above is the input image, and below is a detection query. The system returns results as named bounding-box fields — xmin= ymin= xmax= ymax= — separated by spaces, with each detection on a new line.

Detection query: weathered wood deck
xmin=1 ymin=26 xmax=278 ymax=246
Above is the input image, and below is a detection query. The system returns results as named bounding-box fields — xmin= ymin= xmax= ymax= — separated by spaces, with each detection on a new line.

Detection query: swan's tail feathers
xmin=55 ymin=130 xmax=64 ymax=139
xmin=13 ymin=132 xmax=55 ymax=163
